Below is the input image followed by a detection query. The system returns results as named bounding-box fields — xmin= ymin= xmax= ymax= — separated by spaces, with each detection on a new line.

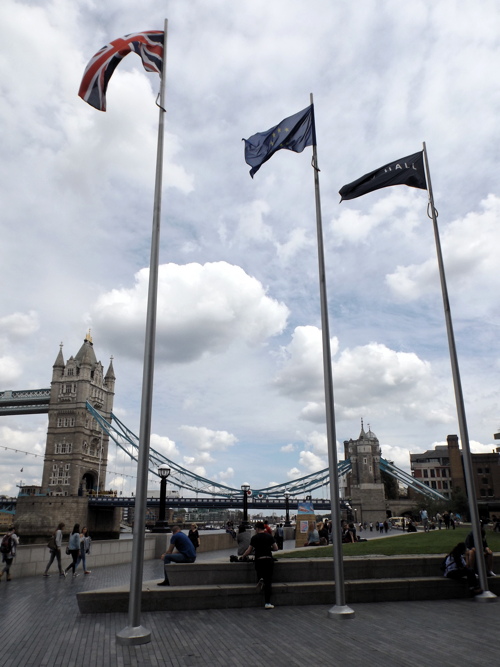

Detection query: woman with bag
xmin=43 ymin=522 xmax=66 ymax=577
xmin=64 ymin=524 xmax=81 ymax=577
xmin=75 ymin=526 xmax=92 ymax=574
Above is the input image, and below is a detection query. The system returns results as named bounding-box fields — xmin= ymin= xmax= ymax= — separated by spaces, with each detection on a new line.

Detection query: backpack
xmin=0 ymin=533 xmax=12 ymax=554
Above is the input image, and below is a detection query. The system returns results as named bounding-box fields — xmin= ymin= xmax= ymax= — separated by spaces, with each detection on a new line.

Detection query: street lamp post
xmin=284 ymin=491 xmax=291 ymax=527
xmin=241 ymin=483 xmax=251 ymax=526
xmin=152 ymin=464 xmax=171 ymax=533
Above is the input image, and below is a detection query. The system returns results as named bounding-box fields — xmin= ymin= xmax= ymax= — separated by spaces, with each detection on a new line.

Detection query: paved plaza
xmin=1 ymin=533 xmax=498 ymax=666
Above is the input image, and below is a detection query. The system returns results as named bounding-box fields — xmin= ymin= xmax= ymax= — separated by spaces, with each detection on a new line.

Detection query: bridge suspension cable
xmin=86 ymin=402 xmax=446 ymax=502
xmin=85 ymin=402 xmax=352 ymax=499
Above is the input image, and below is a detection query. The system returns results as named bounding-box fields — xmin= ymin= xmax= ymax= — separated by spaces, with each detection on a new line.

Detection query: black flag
xmin=339 ymin=151 xmax=427 ymax=201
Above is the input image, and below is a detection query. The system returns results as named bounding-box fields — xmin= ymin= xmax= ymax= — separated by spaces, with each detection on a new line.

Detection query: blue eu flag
xmin=243 ymin=105 xmax=315 ymax=178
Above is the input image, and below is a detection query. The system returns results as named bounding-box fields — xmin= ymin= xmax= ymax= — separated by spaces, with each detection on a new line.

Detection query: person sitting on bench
xmin=443 ymin=542 xmax=481 ymax=595
xmin=465 ymin=527 xmax=496 ymax=577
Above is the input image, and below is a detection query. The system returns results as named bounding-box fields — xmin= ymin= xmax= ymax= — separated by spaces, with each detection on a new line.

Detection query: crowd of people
xmin=0 ymin=522 xmax=93 ymax=581
xmin=44 ymin=522 xmax=92 ymax=577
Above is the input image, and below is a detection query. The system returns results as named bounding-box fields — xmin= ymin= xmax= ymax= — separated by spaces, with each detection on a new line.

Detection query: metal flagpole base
xmin=474 ymin=591 xmax=497 ymax=603
xmin=327 ymin=604 xmax=355 ymax=619
xmin=116 ymin=626 xmax=152 ymax=645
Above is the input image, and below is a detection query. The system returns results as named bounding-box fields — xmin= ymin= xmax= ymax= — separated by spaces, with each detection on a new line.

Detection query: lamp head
xmin=158 ymin=464 xmax=171 ymax=479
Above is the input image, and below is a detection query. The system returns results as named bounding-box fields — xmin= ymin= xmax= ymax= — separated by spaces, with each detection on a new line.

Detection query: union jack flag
xmin=78 ymin=31 xmax=164 ymax=111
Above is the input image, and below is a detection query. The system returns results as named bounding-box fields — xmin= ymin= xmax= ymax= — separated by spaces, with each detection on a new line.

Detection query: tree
xmin=450 ymin=488 xmax=469 ymax=519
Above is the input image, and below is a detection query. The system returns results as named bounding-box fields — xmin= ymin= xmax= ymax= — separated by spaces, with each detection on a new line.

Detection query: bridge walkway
xmin=1 ymin=534 xmax=499 ymax=666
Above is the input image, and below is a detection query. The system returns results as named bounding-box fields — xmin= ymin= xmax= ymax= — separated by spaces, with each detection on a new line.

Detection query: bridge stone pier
xmin=15 ymin=495 xmax=121 ymax=542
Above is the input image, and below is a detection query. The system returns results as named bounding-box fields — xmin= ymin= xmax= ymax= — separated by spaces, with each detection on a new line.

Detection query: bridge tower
xmin=343 ymin=421 xmax=387 ymax=523
xmin=41 ymin=332 xmax=115 ymax=496
xmin=15 ymin=333 xmax=120 ymax=541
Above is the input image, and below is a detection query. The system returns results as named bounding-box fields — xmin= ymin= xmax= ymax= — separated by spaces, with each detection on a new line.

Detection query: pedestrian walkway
xmin=1 ymin=539 xmax=497 ymax=667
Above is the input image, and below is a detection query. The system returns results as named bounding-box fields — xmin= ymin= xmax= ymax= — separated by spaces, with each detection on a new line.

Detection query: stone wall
xmin=7 ymin=530 xmax=236 ymax=580
xmin=10 ymin=534 xmax=157 ymax=579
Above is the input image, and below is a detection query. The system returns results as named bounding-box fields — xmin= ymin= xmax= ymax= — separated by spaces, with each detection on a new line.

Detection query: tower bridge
xmin=1 ymin=334 xmax=445 ymax=538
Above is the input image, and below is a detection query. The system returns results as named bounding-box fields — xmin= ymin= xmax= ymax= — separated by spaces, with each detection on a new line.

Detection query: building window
xmin=488 ymin=489 xmax=494 ymax=496
xmin=483 ymin=477 xmax=489 ymax=485
xmin=49 ymin=465 xmax=71 ymax=486
xmin=441 ymin=469 xmax=447 ymax=477
xmin=424 ymin=481 xmax=429 ymax=486
xmin=57 ymin=416 xmax=75 ymax=428
xmin=423 ymin=470 xmax=428 ymax=478
xmin=55 ymin=443 xmax=72 ymax=454
xmin=485 ymin=467 xmax=490 ymax=474
xmin=477 ymin=468 xmax=483 ymax=474
xmin=480 ymin=489 xmax=486 ymax=496
xmin=363 ymin=458 xmax=367 ymax=464
xmin=430 ymin=470 xmax=435 ymax=478
xmin=431 ymin=481 xmax=437 ymax=489
xmin=442 ymin=481 xmax=448 ymax=489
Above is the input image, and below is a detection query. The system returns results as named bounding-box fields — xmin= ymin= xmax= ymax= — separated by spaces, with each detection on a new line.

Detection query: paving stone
xmin=1 ymin=549 xmax=499 ymax=666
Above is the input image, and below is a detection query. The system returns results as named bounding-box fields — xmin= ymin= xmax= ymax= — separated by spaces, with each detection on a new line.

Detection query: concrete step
xmin=162 ymin=554 xmax=500 ymax=586
xmin=77 ymin=575 xmax=500 ymax=613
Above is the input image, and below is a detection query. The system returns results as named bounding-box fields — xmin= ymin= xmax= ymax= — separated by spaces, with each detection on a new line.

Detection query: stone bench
xmin=76 ymin=554 xmax=500 ymax=613
xmin=164 ymin=555 xmax=452 ymax=586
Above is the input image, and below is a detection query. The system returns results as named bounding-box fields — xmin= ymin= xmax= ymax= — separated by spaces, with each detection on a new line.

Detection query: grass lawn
xmin=278 ymin=526 xmax=500 ymax=558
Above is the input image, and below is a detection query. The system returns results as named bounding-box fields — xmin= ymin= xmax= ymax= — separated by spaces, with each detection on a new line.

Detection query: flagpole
xmin=422 ymin=142 xmax=496 ymax=602
xmin=310 ymin=94 xmax=354 ymax=619
xmin=116 ymin=18 xmax=169 ymax=646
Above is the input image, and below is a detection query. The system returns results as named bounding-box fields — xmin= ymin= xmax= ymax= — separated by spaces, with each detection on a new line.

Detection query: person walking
xmin=0 ymin=525 xmax=19 ymax=582
xmin=242 ymin=521 xmax=278 ymax=609
xmin=75 ymin=526 xmax=92 ymax=574
xmin=43 ymin=522 xmax=66 ymax=577
xmin=65 ymin=524 xmax=81 ymax=577
xmin=188 ymin=523 xmax=201 ymax=551
xmin=420 ymin=509 xmax=429 ymax=532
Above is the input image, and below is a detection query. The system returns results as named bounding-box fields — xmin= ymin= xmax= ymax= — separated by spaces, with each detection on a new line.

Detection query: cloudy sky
xmin=1 ymin=0 xmax=500 ymax=498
